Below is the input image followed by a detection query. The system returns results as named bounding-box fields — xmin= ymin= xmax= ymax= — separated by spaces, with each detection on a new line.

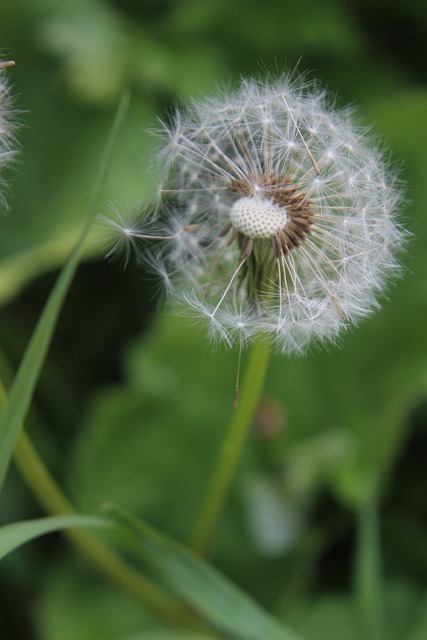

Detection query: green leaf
xmin=0 ymin=514 xmax=109 ymax=561
xmin=68 ymin=321 xmax=234 ymax=532
xmin=0 ymin=99 xmax=155 ymax=302
xmin=107 ymin=505 xmax=304 ymax=640
xmin=36 ymin=560 xmax=154 ymax=640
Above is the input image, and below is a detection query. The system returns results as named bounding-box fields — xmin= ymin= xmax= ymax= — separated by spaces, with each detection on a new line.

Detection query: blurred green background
xmin=1 ymin=0 xmax=427 ymax=638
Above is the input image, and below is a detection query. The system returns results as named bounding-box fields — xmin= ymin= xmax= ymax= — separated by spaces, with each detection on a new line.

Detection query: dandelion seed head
xmin=105 ymin=71 xmax=406 ymax=353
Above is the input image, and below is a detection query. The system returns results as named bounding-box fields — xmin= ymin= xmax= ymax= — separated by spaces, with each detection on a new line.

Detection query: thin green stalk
xmin=0 ymin=91 xmax=130 ymax=488
xmin=191 ymin=338 xmax=271 ymax=556
xmin=354 ymin=490 xmax=385 ymax=640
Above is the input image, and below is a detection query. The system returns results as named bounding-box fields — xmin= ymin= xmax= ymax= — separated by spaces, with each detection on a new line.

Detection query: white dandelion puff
xmin=104 ymin=72 xmax=405 ymax=353
xmin=0 ymin=59 xmax=17 ymax=211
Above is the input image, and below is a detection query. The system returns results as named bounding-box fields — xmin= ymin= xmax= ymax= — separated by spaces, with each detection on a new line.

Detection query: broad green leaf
xmin=0 ymin=100 xmax=155 ymax=302
xmin=0 ymin=514 xmax=109 ymax=561
xmin=68 ymin=323 xmax=234 ymax=531
xmin=36 ymin=560 xmax=155 ymax=640
xmin=108 ymin=505 xmax=304 ymax=640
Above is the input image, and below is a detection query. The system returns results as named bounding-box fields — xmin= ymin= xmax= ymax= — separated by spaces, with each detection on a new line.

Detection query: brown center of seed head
xmin=230 ymin=174 xmax=314 ymax=254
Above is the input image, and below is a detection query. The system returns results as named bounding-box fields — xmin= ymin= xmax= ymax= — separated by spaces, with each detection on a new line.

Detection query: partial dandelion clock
xmin=104 ymin=72 xmax=405 ymax=354
xmin=0 ymin=60 xmax=16 ymax=210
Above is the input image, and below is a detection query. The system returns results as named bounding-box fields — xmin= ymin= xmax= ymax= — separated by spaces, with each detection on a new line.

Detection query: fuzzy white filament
xmin=104 ymin=72 xmax=405 ymax=353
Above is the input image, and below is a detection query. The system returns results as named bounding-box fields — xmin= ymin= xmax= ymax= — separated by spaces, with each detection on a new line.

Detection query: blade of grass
xmin=0 ymin=91 xmax=130 ymax=488
xmin=0 ymin=514 xmax=110 ymax=561
xmin=108 ymin=504 xmax=305 ymax=640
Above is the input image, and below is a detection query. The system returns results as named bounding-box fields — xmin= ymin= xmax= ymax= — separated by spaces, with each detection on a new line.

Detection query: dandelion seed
xmin=104 ymin=72 xmax=405 ymax=353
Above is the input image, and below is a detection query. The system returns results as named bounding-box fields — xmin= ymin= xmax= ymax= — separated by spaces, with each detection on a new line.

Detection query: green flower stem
xmin=191 ymin=338 xmax=271 ymax=556
xmin=354 ymin=490 xmax=385 ymax=640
